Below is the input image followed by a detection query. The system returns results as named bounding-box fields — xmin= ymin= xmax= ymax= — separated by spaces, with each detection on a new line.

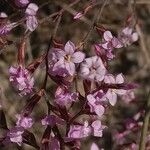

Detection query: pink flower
xmin=91 ymin=143 xmax=100 ymax=150
xmin=94 ymin=44 xmax=115 ymax=61
xmin=26 ymin=15 xmax=38 ymax=32
xmin=74 ymin=12 xmax=83 ymax=19
xmin=119 ymin=27 xmax=138 ymax=46
xmin=104 ymin=73 xmax=126 ymax=106
xmin=55 ymin=86 xmax=78 ymax=107
xmin=49 ymin=41 xmax=85 ymax=76
xmin=41 ymin=115 xmax=64 ymax=127
xmin=9 ymin=66 xmax=34 ymax=96
xmin=15 ymin=0 xmax=30 ymax=7
xmin=25 ymin=3 xmax=39 ymax=31
xmin=101 ymin=31 xmax=123 ymax=50
xmin=25 ymin=3 xmax=39 ymax=16
xmin=0 ymin=22 xmax=18 ymax=36
xmin=80 ymin=56 xmax=106 ymax=81
xmin=16 ymin=114 xmax=33 ymax=129
xmin=122 ymin=90 xmax=135 ymax=103
xmin=68 ymin=121 xmax=91 ymax=139
xmin=87 ymin=90 xmax=106 ymax=117
xmin=0 ymin=12 xmax=7 ymax=18
xmin=7 ymin=127 xmax=24 ymax=146
xmin=91 ymin=120 xmax=106 ymax=137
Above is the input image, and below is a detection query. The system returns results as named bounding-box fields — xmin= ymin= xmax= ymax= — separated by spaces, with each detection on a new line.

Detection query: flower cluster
xmin=0 ymin=1 xmax=141 ymax=150
xmin=9 ymin=66 xmax=34 ymax=96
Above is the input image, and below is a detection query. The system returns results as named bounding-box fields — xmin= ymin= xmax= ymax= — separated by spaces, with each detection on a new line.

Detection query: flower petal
xmin=103 ymin=31 xmax=113 ymax=41
xmin=72 ymin=51 xmax=85 ymax=63
xmin=64 ymin=41 xmax=75 ymax=54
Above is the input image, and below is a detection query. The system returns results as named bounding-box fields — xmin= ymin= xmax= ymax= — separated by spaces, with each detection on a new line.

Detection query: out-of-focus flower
xmin=90 ymin=143 xmax=100 ymax=150
xmin=7 ymin=126 xmax=24 ymax=146
xmin=80 ymin=56 xmax=106 ymax=82
xmin=91 ymin=120 xmax=106 ymax=137
xmin=101 ymin=31 xmax=123 ymax=50
xmin=15 ymin=0 xmax=30 ymax=7
xmin=41 ymin=115 xmax=64 ymax=127
xmin=0 ymin=12 xmax=8 ymax=18
xmin=25 ymin=3 xmax=39 ymax=31
xmin=74 ymin=12 xmax=83 ymax=19
xmin=49 ymin=41 xmax=85 ymax=76
xmin=9 ymin=66 xmax=34 ymax=96
xmin=16 ymin=114 xmax=33 ymax=129
xmin=104 ymin=73 xmax=126 ymax=106
xmin=25 ymin=3 xmax=38 ymax=16
xmin=55 ymin=86 xmax=78 ymax=107
xmin=119 ymin=27 xmax=138 ymax=46
xmin=122 ymin=90 xmax=135 ymax=103
xmin=0 ymin=22 xmax=18 ymax=36
xmin=87 ymin=90 xmax=106 ymax=117
xmin=94 ymin=44 xmax=114 ymax=61
xmin=68 ymin=121 xmax=91 ymax=139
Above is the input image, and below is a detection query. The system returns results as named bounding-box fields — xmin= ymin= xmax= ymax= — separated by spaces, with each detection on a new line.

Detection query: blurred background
xmin=0 ymin=0 xmax=150 ymax=149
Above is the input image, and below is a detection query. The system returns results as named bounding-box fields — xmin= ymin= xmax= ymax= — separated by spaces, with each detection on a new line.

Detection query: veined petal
xmin=64 ymin=41 xmax=75 ymax=54
xmin=72 ymin=51 xmax=85 ymax=63
xmin=103 ymin=31 xmax=113 ymax=41
xmin=65 ymin=62 xmax=75 ymax=76
xmin=116 ymin=73 xmax=124 ymax=84
xmin=106 ymin=90 xmax=117 ymax=106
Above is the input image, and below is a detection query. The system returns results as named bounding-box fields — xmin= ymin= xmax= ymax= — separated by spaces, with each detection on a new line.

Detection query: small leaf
xmin=23 ymin=130 xmax=39 ymax=149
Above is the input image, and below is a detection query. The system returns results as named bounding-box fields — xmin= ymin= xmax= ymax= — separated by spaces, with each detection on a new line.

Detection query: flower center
xmin=64 ymin=55 xmax=71 ymax=62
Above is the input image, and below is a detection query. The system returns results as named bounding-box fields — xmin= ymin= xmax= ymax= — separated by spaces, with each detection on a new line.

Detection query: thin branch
xmin=139 ymin=91 xmax=150 ymax=150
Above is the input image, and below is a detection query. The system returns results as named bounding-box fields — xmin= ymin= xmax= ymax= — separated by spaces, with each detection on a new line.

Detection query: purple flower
xmin=104 ymin=73 xmax=126 ymax=106
xmin=87 ymin=90 xmax=106 ymax=117
xmin=101 ymin=30 xmax=123 ymax=50
xmin=91 ymin=120 xmax=106 ymax=137
xmin=25 ymin=3 xmax=39 ymax=31
xmin=68 ymin=121 xmax=91 ymax=139
xmin=16 ymin=114 xmax=33 ymax=129
xmin=7 ymin=126 xmax=24 ymax=146
xmin=49 ymin=41 xmax=85 ymax=76
xmin=41 ymin=115 xmax=64 ymax=127
xmin=55 ymin=86 xmax=78 ymax=107
xmin=80 ymin=56 xmax=106 ymax=81
xmin=9 ymin=66 xmax=34 ymax=96
xmin=90 ymin=143 xmax=100 ymax=150
xmin=94 ymin=44 xmax=115 ymax=61
xmin=15 ymin=0 xmax=30 ymax=7
xmin=0 ymin=22 xmax=17 ymax=36
xmin=119 ymin=27 xmax=138 ymax=46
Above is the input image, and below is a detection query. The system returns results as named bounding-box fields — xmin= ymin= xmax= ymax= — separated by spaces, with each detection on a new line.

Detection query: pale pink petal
xmin=104 ymin=74 xmax=115 ymax=84
xmin=72 ymin=51 xmax=85 ymax=63
xmin=112 ymin=37 xmax=123 ymax=48
xmin=65 ymin=62 xmax=75 ymax=75
xmin=64 ymin=41 xmax=75 ymax=54
xmin=26 ymin=16 xmax=38 ymax=31
xmin=106 ymin=91 xmax=117 ymax=106
xmin=91 ymin=143 xmax=99 ymax=150
xmin=95 ymin=105 xmax=105 ymax=117
xmin=116 ymin=73 xmax=124 ymax=84
xmin=25 ymin=3 xmax=38 ymax=16
xmin=103 ymin=31 xmax=113 ymax=41
xmin=74 ymin=12 xmax=83 ymax=19
xmin=122 ymin=27 xmax=132 ymax=35
xmin=116 ymin=89 xmax=126 ymax=95
xmin=132 ymin=32 xmax=138 ymax=42
xmin=101 ymin=42 xmax=109 ymax=49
